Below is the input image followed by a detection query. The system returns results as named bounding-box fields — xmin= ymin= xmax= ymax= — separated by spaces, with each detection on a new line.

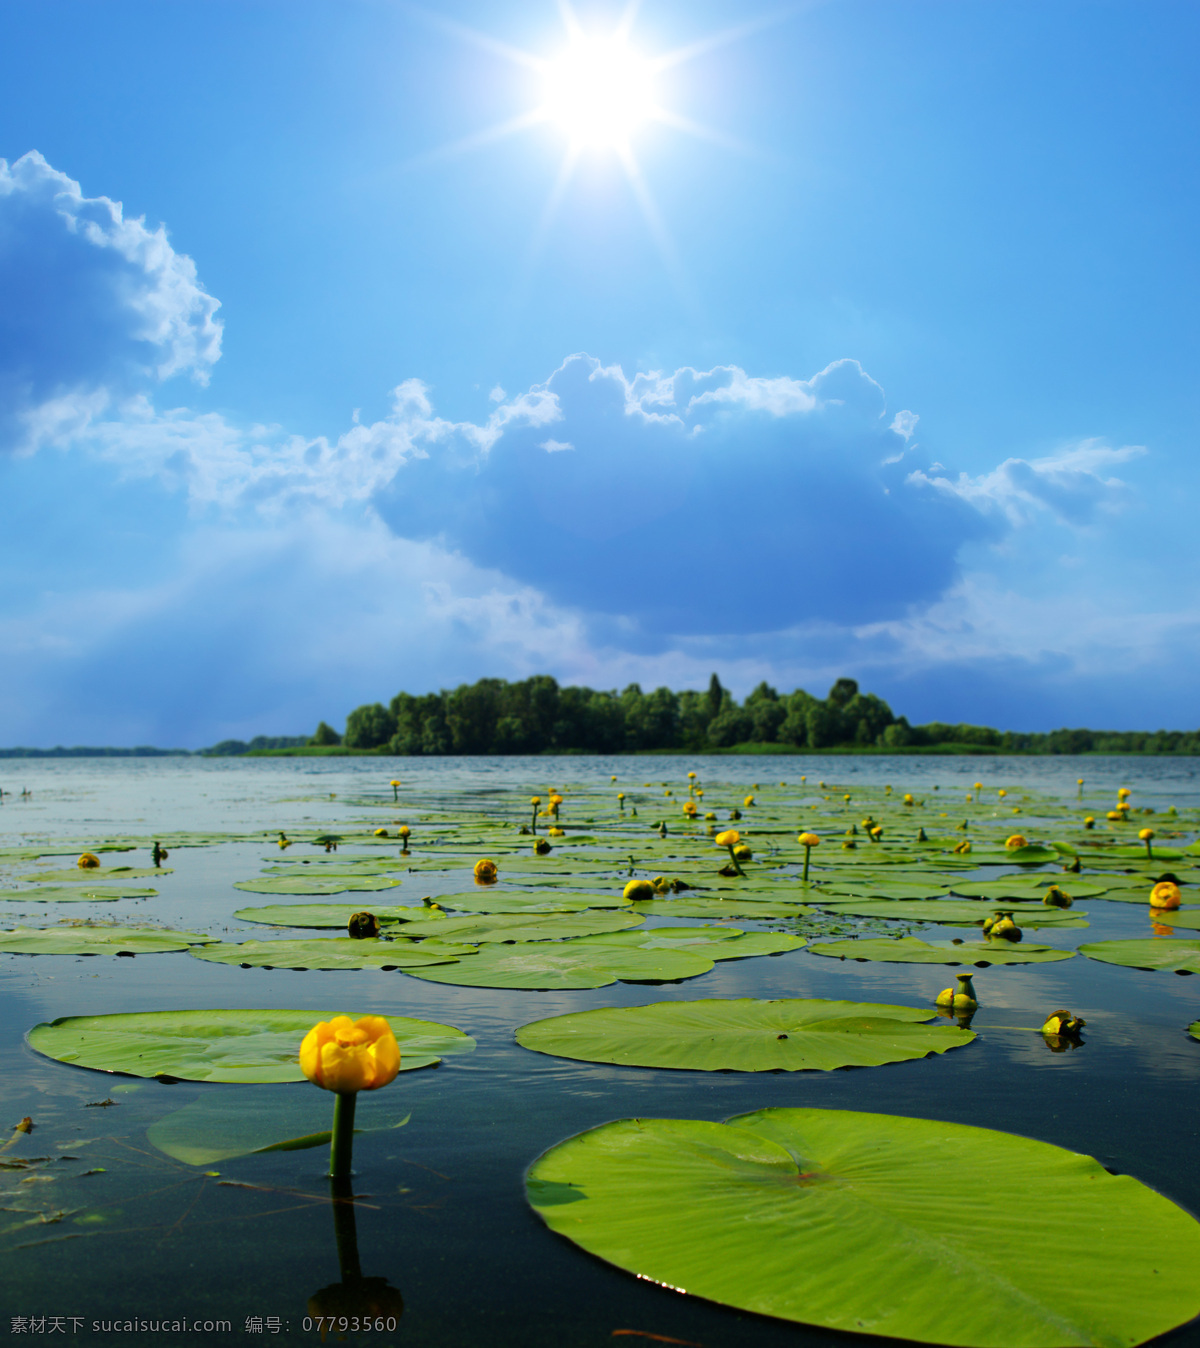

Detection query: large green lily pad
xmin=0 ymin=925 xmax=216 ymax=955
xmin=27 ymin=1008 xmax=476 ymax=1081
xmin=431 ymin=892 xmax=597 ymax=914
xmin=526 ymin=1107 xmax=1200 ymax=1347
xmin=814 ymin=900 xmax=1088 ymax=928
xmin=16 ymin=866 xmax=172 ymax=884
xmin=233 ymin=876 xmax=403 ymax=895
xmin=810 ymin=937 xmax=1073 ymax=965
xmin=517 ymin=999 xmax=972 ymax=1072
xmin=404 ymin=941 xmax=714 ymax=990
xmin=814 ymin=880 xmax=952 ymax=900
xmin=628 ymin=898 xmax=813 ymax=920
xmin=233 ymin=903 xmax=420 ymax=928
xmin=950 ymin=879 xmax=1110 ymax=900
xmin=189 ymin=937 xmax=465 ymax=970
xmin=1078 ymin=939 xmax=1200 ymax=973
xmin=0 ymin=885 xmax=155 ymax=902
xmin=570 ymin=927 xmax=807 ymax=960
xmin=393 ymin=910 xmax=643 ymax=943
xmin=1142 ymin=908 xmax=1200 ymax=928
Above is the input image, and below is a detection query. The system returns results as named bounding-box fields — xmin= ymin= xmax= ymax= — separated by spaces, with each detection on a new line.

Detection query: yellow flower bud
xmin=623 ymin=878 xmax=655 ymax=901
xmin=373 ymin=828 xmax=389 ymax=837
xmin=1004 ymin=834 xmax=1028 ymax=850
xmin=473 ymin=858 xmax=498 ymax=884
xmin=347 ymin=911 xmax=380 ymax=939
xmin=77 ymin=853 xmax=101 ymax=869
xmin=798 ymin=832 xmax=820 ymax=847
xmin=1041 ymin=1009 xmax=1085 ymax=1038
xmin=299 ymin=1015 xmax=400 ymax=1095
xmin=534 ymin=837 xmax=552 ymax=854
xmin=1150 ymin=881 xmax=1182 ymax=910
xmin=1139 ymin=827 xmax=1155 ymax=842
xmin=715 ymin=830 xmax=741 ymax=847
xmin=1042 ymin=885 xmax=1073 ymax=909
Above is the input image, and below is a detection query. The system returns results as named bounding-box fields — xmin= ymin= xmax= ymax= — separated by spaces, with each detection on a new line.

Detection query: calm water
xmin=2 ymin=755 xmax=1198 ymax=1348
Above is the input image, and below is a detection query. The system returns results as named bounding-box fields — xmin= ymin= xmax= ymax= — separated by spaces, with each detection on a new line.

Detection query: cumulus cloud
xmin=0 ymin=151 xmax=222 ymax=454
xmin=908 ymin=439 xmax=1145 ymax=527
xmin=375 ymin=353 xmax=990 ymax=635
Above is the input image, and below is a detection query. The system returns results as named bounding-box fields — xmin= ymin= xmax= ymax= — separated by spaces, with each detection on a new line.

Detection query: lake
xmin=2 ymin=754 xmax=1198 ymax=1348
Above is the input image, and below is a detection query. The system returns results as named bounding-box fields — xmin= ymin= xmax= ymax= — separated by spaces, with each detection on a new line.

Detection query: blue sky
xmin=2 ymin=0 xmax=1198 ymax=746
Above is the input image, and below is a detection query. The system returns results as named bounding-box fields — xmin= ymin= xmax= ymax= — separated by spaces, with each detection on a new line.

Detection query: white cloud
xmin=907 ymin=438 xmax=1145 ymax=527
xmin=539 ymin=438 xmax=574 ymax=452
xmin=0 ymin=151 xmax=222 ymax=451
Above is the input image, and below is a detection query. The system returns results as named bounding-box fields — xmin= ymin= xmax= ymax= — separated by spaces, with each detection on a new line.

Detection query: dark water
xmin=2 ymin=756 xmax=1198 ymax=1348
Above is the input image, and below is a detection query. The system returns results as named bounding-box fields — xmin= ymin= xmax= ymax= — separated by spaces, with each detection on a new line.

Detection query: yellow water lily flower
xmin=623 ymin=878 xmax=655 ymax=901
xmin=1150 ymin=881 xmax=1182 ymax=910
xmin=299 ymin=1015 xmax=400 ymax=1095
xmin=76 ymin=853 xmax=101 ymax=869
xmin=682 ymin=800 xmax=698 ymax=817
xmin=1118 ymin=787 xmax=1131 ymax=800
xmin=1004 ymin=835 xmax=1028 ymax=850
xmin=374 ymin=828 xmax=389 ymax=837
xmin=902 ymin=794 xmax=914 ymax=806
xmin=473 ymin=858 xmax=498 ymax=884
xmin=953 ymin=839 xmax=972 ymax=854
xmin=714 ymin=830 xmax=741 ymax=847
xmin=743 ymin=795 xmax=756 ymax=807
xmin=687 ymin=771 xmax=697 ymax=780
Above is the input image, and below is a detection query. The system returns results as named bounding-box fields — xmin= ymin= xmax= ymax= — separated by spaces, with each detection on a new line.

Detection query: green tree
xmin=309 ymin=721 xmax=341 ymax=747
xmin=343 ymin=703 xmax=396 ymax=749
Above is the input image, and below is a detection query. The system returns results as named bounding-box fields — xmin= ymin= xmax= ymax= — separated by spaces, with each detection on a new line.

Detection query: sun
xmin=540 ymin=36 xmax=655 ymax=149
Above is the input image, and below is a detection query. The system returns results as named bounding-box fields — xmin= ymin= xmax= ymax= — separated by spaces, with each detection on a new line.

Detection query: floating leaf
xmin=814 ymin=900 xmax=1088 ymax=928
xmin=233 ymin=903 xmax=420 ymax=928
xmin=394 ymin=910 xmax=642 ymax=943
xmin=951 ymin=879 xmax=1110 ymax=900
xmin=628 ymin=898 xmax=813 ymax=920
xmin=404 ymin=941 xmax=713 ymax=990
xmin=0 ymin=885 xmax=152 ymax=903
xmin=16 ymin=867 xmax=172 ymax=884
xmin=0 ymin=925 xmax=216 ymax=955
xmin=809 ymin=937 xmax=1073 ymax=966
xmin=432 ymin=892 xmax=596 ymax=914
xmin=189 ymin=937 xmax=465 ymax=970
xmin=146 ymin=1093 xmax=412 ymax=1165
xmin=571 ymin=927 xmax=806 ymax=961
xmin=526 ymin=1107 xmax=1200 ymax=1347
xmin=233 ymin=876 xmax=403 ymax=895
xmin=1078 ymin=939 xmax=1200 ymax=973
xmin=516 ymin=998 xmax=971 ymax=1072
xmin=814 ymin=880 xmax=951 ymax=900
xmin=27 ymin=1008 xmax=475 ymax=1082
xmin=1141 ymin=909 xmax=1200 ymax=929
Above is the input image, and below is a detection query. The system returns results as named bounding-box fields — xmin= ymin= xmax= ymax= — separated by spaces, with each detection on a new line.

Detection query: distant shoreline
xmin=3 ymin=743 xmax=1200 ymax=759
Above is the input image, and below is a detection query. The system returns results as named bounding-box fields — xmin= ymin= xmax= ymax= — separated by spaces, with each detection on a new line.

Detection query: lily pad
xmin=1078 ymin=939 xmax=1200 ymax=973
xmin=146 ymin=1093 xmax=412 ymax=1166
xmin=0 ymin=925 xmax=216 ymax=955
xmin=233 ymin=876 xmax=403 ymax=895
xmin=628 ymin=898 xmax=813 ymax=920
xmin=393 ymin=910 xmax=642 ymax=943
xmin=951 ymin=879 xmax=1110 ymax=900
xmin=814 ymin=880 xmax=951 ymax=900
xmin=431 ymin=892 xmax=596 ymax=914
xmin=809 ymin=937 xmax=1073 ymax=965
xmin=16 ymin=867 xmax=172 ymax=884
xmin=404 ymin=941 xmax=713 ymax=990
xmin=516 ymin=998 xmax=972 ymax=1072
xmin=0 ymin=886 xmax=154 ymax=902
xmin=814 ymin=900 xmax=1088 ymax=928
xmin=189 ymin=937 xmax=464 ymax=970
xmin=526 ymin=1107 xmax=1200 ymax=1347
xmin=1140 ymin=909 xmax=1200 ymax=928
xmin=571 ymin=928 xmax=807 ymax=961
xmin=27 ymin=1008 xmax=476 ymax=1082
xmin=232 ymin=903 xmax=420 ymax=928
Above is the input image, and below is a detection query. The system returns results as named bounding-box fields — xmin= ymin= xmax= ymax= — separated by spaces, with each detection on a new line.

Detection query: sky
xmin=1 ymin=0 xmax=1198 ymax=747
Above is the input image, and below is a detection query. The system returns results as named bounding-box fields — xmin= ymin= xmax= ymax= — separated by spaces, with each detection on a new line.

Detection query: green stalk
xmin=329 ymin=1092 xmax=357 ymax=1179
xmin=726 ymin=844 xmax=745 ymax=877
xmin=802 ymin=845 xmax=811 ymax=883
xmin=330 ymin=1176 xmax=363 ymax=1281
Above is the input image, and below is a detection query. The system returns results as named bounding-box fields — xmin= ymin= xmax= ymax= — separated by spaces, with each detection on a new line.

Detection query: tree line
xmin=286 ymin=674 xmax=1200 ymax=756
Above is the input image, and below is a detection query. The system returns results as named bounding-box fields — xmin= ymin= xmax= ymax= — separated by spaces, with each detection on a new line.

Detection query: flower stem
xmin=329 ymin=1092 xmax=357 ymax=1179
xmin=329 ymin=1176 xmax=363 ymax=1280
xmin=802 ymin=846 xmax=811 ymax=883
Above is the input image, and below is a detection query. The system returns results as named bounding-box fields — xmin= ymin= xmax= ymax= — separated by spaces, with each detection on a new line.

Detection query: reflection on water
xmin=1 ymin=756 xmax=1199 ymax=1346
